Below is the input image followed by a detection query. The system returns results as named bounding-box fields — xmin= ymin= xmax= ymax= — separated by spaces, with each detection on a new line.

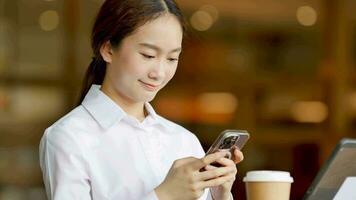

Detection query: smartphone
xmin=205 ymin=130 xmax=249 ymax=166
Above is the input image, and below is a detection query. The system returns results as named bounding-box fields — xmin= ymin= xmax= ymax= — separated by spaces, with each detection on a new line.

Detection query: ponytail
xmin=77 ymin=57 xmax=106 ymax=105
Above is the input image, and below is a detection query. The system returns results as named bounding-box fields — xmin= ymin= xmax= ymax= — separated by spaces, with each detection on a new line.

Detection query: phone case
xmin=206 ymin=129 xmax=250 ymax=159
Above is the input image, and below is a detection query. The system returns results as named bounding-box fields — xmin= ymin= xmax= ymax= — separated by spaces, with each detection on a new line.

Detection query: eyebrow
xmin=139 ymin=43 xmax=181 ymax=53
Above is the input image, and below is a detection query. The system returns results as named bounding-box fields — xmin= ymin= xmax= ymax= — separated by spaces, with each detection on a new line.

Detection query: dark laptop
xmin=303 ymin=138 xmax=356 ymax=200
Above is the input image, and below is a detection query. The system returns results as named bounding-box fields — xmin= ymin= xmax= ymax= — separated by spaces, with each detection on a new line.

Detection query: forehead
xmin=124 ymin=14 xmax=183 ymax=50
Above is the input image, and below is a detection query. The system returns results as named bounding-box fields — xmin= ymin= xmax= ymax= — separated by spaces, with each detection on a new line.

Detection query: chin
xmin=137 ymin=93 xmax=157 ymax=103
xmin=145 ymin=95 xmax=156 ymax=102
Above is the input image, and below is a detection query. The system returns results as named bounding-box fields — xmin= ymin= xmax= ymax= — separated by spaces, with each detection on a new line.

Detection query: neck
xmin=100 ymin=83 xmax=146 ymax=122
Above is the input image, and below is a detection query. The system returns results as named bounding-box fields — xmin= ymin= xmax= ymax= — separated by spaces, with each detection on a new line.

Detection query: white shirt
xmin=39 ymin=84 xmax=214 ymax=200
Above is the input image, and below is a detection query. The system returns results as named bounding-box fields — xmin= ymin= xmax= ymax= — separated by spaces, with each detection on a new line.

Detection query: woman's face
xmin=102 ymin=13 xmax=182 ymax=104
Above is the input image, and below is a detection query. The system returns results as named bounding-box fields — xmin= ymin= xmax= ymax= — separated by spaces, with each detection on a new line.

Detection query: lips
xmin=139 ymin=80 xmax=160 ymax=91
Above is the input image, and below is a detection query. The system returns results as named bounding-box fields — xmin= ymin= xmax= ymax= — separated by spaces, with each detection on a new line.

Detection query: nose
xmin=148 ymin=59 xmax=165 ymax=80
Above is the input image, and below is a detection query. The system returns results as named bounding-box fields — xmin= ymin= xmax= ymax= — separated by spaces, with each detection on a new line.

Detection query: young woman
xmin=39 ymin=0 xmax=244 ymax=199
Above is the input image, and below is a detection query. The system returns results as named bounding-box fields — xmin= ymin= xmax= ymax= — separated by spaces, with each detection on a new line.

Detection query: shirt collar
xmin=143 ymin=102 xmax=171 ymax=129
xmin=144 ymin=102 xmax=158 ymax=120
xmin=81 ymin=84 xmax=168 ymax=130
xmin=81 ymin=84 xmax=126 ymax=129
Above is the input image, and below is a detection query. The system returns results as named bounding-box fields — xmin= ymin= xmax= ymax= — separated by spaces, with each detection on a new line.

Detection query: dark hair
xmin=77 ymin=0 xmax=187 ymax=104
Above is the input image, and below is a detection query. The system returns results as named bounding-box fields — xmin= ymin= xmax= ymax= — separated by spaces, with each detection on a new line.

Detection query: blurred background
xmin=0 ymin=0 xmax=356 ymax=199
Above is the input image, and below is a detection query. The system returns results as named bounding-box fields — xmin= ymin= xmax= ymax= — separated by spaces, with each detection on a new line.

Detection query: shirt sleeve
xmin=39 ymin=126 xmax=91 ymax=200
xmin=207 ymin=189 xmax=234 ymax=200
xmin=189 ymin=133 xmax=206 ymax=158
xmin=141 ymin=191 xmax=160 ymax=200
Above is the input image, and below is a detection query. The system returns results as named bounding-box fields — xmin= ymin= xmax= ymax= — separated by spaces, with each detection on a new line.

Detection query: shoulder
xmin=39 ymin=106 xmax=91 ymax=174
xmin=42 ymin=105 xmax=93 ymax=149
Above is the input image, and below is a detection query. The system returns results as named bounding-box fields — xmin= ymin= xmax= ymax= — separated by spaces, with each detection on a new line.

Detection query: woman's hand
xmin=155 ymin=151 xmax=235 ymax=200
xmin=209 ymin=146 xmax=244 ymax=200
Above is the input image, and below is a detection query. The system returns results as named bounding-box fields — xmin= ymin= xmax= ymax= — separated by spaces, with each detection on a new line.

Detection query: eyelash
xmin=141 ymin=53 xmax=155 ymax=59
xmin=168 ymin=58 xmax=178 ymax=62
xmin=140 ymin=53 xmax=178 ymax=62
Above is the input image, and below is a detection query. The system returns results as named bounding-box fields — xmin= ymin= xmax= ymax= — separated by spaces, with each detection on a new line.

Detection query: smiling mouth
xmin=138 ymin=80 xmax=160 ymax=91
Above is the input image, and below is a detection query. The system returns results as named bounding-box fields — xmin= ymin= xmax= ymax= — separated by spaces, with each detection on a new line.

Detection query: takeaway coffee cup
xmin=243 ymin=170 xmax=294 ymax=200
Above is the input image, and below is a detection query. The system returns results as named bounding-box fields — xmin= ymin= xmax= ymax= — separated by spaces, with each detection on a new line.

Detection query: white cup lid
xmin=243 ymin=170 xmax=294 ymax=183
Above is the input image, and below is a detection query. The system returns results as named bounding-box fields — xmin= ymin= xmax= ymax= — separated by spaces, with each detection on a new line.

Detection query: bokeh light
xmin=197 ymin=92 xmax=238 ymax=114
xmin=296 ymin=6 xmax=317 ymax=26
xmin=200 ymin=5 xmax=219 ymax=22
xmin=291 ymin=101 xmax=328 ymax=123
xmin=38 ymin=10 xmax=59 ymax=31
xmin=190 ymin=10 xmax=214 ymax=31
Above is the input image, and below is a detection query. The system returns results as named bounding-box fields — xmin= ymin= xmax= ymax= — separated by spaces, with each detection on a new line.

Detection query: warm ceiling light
xmin=296 ymin=6 xmax=317 ymax=26
xmin=39 ymin=10 xmax=59 ymax=31
xmin=291 ymin=101 xmax=328 ymax=123
xmin=197 ymin=92 xmax=238 ymax=114
xmin=190 ymin=10 xmax=214 ymax=31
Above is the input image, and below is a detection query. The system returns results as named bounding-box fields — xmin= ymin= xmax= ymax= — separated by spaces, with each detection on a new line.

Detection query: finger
xmin=199 ymin=164 xmax=216 ymax=172
xmin=173 ymin=156 xmax=199 ymax=168
xmin=197 ymin=166 xmax=235 ymax=181
xmin=198 ymin=173 xmax=236 ymax=189
xmin=214 ymin=157 xmax=236 ymax=167
xmin=190 ymin=151 xmax=229 ymax=170
xmin=232 ymin=148 xmax=244 ymax=164
xmin=204 ymin=164 xmax=217 ymax=170
xmin=213 ymin=158 xmax=237 ymax=176
xmin=217 ymin=149 xmax=232 ymax=159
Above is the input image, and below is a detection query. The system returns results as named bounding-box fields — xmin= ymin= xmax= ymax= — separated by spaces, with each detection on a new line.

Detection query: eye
xmin=168 ymin=58 xmax=178 ymax=62
xmin=140 ymin=53 xmax=155 ymax=59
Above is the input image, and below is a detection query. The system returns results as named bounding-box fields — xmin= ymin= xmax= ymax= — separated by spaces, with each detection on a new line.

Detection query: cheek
xmin=165 ymin=65 xmax=177 ymax=81
xmin=114 ymin=56 xmax=146 ymax=78
xmin=126 ymin=54 xmax=150 ymax=76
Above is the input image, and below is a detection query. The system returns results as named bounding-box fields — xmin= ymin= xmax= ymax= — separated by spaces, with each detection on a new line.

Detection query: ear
xmin=100 ymin=41 xmax=114 ymax=63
